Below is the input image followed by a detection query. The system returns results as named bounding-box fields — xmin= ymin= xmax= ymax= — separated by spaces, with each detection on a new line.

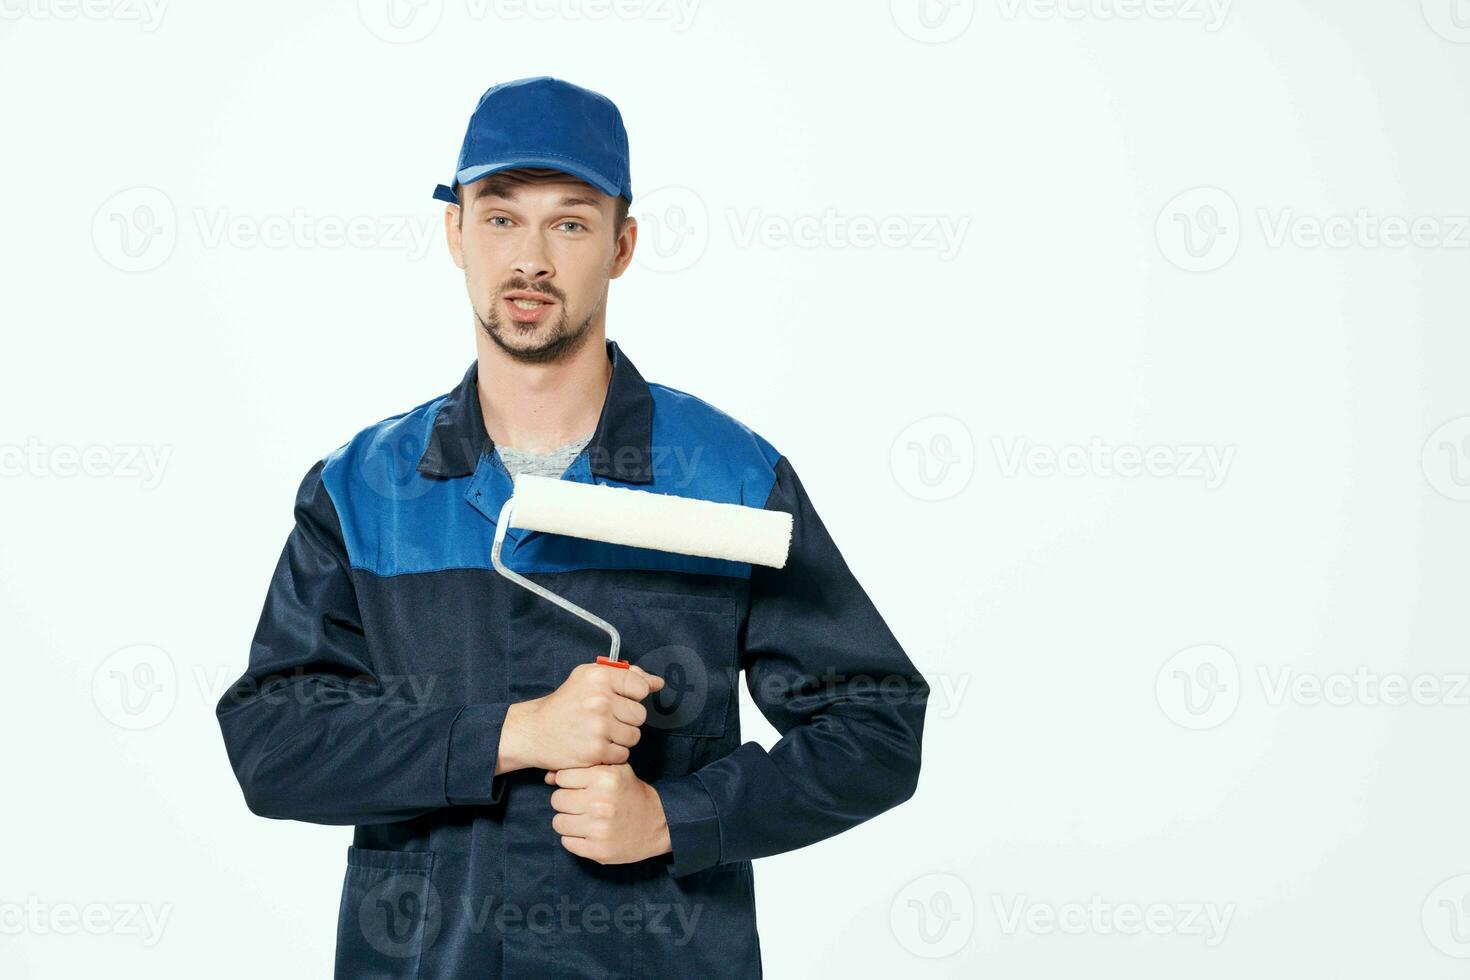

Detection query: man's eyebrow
xmin=557 ymin=195 xmax=601 ymax=209
xmin=470 ymin=185 xmax=601 ymax=211
xmin=472 ymin=183 xmax=515 ymax=204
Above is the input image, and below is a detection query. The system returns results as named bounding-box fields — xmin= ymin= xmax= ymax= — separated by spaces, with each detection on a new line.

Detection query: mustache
xmin=498 ymin=279 xmax=564 ymax=302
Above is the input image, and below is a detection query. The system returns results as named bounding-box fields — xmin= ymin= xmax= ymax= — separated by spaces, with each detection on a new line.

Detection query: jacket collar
xmin=416 ymin=338 xmax=655 ymax=484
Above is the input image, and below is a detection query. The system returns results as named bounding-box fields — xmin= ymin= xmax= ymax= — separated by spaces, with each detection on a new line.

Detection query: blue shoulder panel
xmin=320 ymin=380 xmax=782 ymax=580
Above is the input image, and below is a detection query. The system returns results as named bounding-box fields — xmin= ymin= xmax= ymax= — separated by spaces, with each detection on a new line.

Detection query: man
xmin=217 ymin=75 xmax=928 ymax=979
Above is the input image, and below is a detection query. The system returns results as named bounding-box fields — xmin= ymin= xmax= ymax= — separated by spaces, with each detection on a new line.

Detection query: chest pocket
xmin=610 ymin=587 xmax=739 ymax=743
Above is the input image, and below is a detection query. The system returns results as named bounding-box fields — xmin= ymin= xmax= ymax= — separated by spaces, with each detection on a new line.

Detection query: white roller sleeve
xmin=508 ymin=473 xmax=793 ymax=569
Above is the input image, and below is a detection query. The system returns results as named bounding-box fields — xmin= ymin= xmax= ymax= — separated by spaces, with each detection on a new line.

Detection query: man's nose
xmin=513 ymin=238 xmax=554 ymax=280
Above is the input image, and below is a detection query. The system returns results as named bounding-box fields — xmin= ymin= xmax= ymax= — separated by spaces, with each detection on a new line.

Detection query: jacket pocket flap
xmin=346 ymin=846 xmax=435 ymax=873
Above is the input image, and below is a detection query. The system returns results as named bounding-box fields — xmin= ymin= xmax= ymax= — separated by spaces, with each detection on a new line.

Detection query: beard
xmin=475 ymin=280 xmax=601 ymax=365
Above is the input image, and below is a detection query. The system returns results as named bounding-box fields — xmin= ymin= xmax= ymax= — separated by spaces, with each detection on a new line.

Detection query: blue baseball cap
xmin=432 ymin=76 xmax=633 ymax=207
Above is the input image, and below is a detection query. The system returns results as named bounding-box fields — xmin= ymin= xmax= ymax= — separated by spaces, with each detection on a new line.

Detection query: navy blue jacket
xmin=217 ymin=339 xmax=928 ymax=979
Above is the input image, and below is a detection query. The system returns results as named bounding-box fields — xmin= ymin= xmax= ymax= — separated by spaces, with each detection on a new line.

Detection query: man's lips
xmin=501 ymin=291 xmax=558 ymax=324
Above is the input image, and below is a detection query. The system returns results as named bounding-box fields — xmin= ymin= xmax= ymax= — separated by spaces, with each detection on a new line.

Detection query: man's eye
xmin=486 ymin=215 xmax=512 ymax=227
xmin=558 ymin=221 xmax=586 ymax=233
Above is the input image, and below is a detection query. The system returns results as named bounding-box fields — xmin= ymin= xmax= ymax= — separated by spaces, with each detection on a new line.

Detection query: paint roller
xmin=491 ymin=474 xmax=793 ymax=669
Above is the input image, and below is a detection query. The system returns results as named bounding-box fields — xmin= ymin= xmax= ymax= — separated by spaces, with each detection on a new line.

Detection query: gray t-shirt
xmin=495 ymin=432 xmax=594 ymax=480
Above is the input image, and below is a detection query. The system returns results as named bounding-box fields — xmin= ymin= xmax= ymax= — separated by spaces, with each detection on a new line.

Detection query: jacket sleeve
xmin=216 ymin=461 xmax=512 ymax=825
xmin=654 ymin=455 xmax=930 ymax=876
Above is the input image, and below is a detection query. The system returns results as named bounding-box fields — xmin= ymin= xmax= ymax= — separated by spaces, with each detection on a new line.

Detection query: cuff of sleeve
xmin=444 ymin=703 xmax=511 ymax=806
xmin=655 ymin=773 xmax=722 ymax=877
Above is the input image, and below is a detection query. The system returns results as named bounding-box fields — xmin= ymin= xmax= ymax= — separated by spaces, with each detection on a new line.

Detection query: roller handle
xmin=596 ymin=656 xmax=631 ymax=670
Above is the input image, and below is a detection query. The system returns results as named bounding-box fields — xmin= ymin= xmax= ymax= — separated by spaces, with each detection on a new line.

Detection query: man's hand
xmin=544 ymin=764 xmax=672 ymax=865
xmin=498 ymin=663 xmax=664 ymax=774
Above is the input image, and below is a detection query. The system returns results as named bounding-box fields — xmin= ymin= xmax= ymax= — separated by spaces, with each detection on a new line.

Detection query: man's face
xmin=446 ymin=169 xmax=636 ymax=364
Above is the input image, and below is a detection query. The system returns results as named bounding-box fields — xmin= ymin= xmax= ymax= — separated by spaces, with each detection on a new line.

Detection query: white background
xmin=3 ymin=0 xmax=1470 ymax=976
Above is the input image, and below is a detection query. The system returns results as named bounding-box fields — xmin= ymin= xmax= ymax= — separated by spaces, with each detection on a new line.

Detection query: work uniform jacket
xmin=216 ymin=339 xmax=929 ymax=979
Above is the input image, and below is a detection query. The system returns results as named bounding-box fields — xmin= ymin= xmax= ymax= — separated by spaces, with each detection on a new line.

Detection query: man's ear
xmin=445 ymin=204 xmax=466 ymax=270
xmin=609 ymin=214 xmax=638 ymax=281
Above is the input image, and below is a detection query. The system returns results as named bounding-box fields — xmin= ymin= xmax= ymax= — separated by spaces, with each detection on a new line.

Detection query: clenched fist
xmin=545 ymin=764 xmax=672 ymax=865
xmin=498 ymin=662 xmax=665 ymax=773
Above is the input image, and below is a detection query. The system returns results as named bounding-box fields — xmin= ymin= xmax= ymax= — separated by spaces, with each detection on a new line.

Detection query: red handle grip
xmin=596 ymin=656 xmax=631 ymax=670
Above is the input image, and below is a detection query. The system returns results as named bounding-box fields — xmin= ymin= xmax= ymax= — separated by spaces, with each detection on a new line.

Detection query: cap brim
xmin=453 ymin=159 xmax=623 ymax=200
